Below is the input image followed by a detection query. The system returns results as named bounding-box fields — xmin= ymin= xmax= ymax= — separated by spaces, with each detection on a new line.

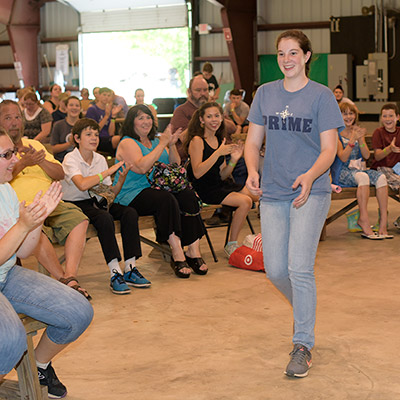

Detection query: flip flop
xmin=361 ymin=233 xmax=384 ymax=240
xmin=378 ymin=234 xmax=394 ymax=239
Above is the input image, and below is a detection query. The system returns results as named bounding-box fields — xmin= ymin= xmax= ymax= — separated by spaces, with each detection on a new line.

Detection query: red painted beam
xmin=2 ymin=0 xmax=41 ymax=88
xmin=220 ymin=0 xmax=257 ymax=104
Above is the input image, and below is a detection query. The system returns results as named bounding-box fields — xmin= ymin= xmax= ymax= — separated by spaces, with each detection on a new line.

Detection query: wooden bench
xmin=0 ymin=315 xmax=48 ymax=400
xmin=322 ymin=185 xmax=399 ymax=240
xmin=38 ymin=204 xmax=229 ymax=278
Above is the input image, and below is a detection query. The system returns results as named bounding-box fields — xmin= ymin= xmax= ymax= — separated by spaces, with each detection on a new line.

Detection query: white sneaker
xmin=224 ymin=242 xmax=239 ymax=257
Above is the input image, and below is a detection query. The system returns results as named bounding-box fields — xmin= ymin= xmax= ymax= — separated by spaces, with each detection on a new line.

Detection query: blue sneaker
xmin=110 ymin=270 xmax=131 ymax=295
xmin=123 ymin=266 xmax=151 ymax=288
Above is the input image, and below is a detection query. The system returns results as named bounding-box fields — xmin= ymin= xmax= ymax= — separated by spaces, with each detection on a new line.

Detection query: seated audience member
xmin=88 ymin=87 xmax=100 ymax=108
xmin=80 ymin=88 xmax=91 ymax=114
xmin=333 ymin=84 xmax=355 ymax=106
xmin=202 ymin=62 xmax=220 ymax=102
xmin=62 ymin=118 xmax=150 ymax=294
xmin=170 ymin=75 xmax=237 ymax=163
xmin=43 ymin=84 xmax=62 ymax=115
xmin=51 ymin=96 xmax=81 ymax=162
xmin=16 ymin=87 xmax=35 ymax=111
xmin=371 ymin=104 xmax=400 ymax=226
xmin=52 ymin=92 xmax=69 ymax=123
xmin=186 ymin=102 xmax=258 ymax=256
xmin=331 ymin=102 xmax=391 ymax=239
xmin=86 ymin=87 xmax=121 ymax=155
xmin=0 ymin=128 xmax=93 ymax=399
xmin=134 ymin=88 xmax=158 ymax=125
xmin=22 ymin=92 xmax=53 ymax=143
xmin=114 ymin=104 xmax=207 ymax=278
xmin=224 ymin=89 xmax=250 ymax=134
xmin=0 ymin=100 xmax=91 ymax=300
xmin=112 ymin=91 xmax=128 ymax=117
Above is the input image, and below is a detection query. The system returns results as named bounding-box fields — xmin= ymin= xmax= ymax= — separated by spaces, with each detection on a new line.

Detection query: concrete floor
xmin=6 ymin=197 xmax=400 ymax=400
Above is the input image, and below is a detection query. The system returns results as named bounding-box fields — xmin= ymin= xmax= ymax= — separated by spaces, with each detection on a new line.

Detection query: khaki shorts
xmin=42 ymin=201 xmax=88 ymax=246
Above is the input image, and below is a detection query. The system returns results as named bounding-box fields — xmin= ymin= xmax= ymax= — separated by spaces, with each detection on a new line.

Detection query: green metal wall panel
xmin=259 ymin=53 xmax=328 ymax=86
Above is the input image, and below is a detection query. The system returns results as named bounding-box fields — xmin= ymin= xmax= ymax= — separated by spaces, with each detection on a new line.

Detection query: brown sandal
xmin=59 ymin=276 xmax=92 ymax=301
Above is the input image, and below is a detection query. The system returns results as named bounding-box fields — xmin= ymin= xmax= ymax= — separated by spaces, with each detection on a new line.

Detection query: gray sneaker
xmin=284 ymin=344 xmax=312 ymax=378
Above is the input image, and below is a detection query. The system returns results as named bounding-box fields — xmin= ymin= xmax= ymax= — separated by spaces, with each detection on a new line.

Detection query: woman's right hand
xmin=246 ymin=171 xmax=262 ymax=197
xmin=217 ymin=138 xmax=235 ymax=156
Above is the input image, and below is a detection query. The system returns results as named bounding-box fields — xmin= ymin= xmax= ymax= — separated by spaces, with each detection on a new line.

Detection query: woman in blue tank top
xmin=114 ymin=105 xmax=207 ymax=278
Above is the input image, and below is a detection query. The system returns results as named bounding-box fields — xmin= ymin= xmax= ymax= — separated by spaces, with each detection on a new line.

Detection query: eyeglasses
xmin=0 ymin=148 xmax=17 ymax=160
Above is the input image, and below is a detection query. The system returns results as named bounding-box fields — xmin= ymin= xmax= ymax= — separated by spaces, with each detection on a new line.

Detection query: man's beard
xmin=193 ymin=96 xmax=208 ymax=108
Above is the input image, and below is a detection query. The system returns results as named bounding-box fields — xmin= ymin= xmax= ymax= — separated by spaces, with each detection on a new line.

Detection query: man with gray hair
xmin=0 ymin=100 xmax=91 ymax=301
xmin=171 ymin=75 xmax=236 ymax=162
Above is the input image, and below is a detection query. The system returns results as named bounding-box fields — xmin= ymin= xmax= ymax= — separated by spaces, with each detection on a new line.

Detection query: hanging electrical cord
xmin=389 ymin=17 xmax=396 ymax=60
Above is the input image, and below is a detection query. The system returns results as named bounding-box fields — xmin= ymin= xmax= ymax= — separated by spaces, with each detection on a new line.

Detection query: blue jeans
xmin=260 ymin=194 xmax=331 ymax=350
xmin=0 ymin=266 xmax=93 ymax=374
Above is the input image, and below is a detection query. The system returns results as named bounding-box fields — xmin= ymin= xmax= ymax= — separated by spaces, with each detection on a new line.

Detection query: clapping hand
xmin=217 ymin=138 xmax=235 ymax=156
xmin=351 ymin=126 xmax=366 ymax=140
xmin=109 ymin=160 xmax=125 ymax=176
xmin=118 ymin=162 xmax=132 ymax=178
xmin=112 ymin=104 xmax=123 ymax=118
xmin=19 ymin=182 xmax=62 ymax=231
xmin=390 ymin=137 xmax=400 ymax=153
xmin=159 ymin=124 xmax=173 ymax=147
xmin=105 ymin=102 xmax=113 ymax=117
xmin=19 ymin=145 xmax=46 ymax=167
xmin=230 ymin=141 xmax=244 ymax=162
xmin=169 ymin=127 xmax=183 ymax=146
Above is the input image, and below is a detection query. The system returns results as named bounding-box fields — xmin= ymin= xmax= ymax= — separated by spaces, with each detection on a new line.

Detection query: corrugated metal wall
xmin=256 ymin=0 xmax=391 ymax=53
xmin=40 ymin=2 xmax=79 ymax=88
xmin=199 ymin=0 xmax=400 ymax=87
xmin=2 ymin=0 xmax=400 ymax=91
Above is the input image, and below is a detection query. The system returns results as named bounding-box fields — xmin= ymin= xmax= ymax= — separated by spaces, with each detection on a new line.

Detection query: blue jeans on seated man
xmin=0 ymin=265 xmax=93 ymax=374
xmin=260 ymin=194 xmax=331 ymax=350
xmin=225 ymin=155 xmax=248 ymax=186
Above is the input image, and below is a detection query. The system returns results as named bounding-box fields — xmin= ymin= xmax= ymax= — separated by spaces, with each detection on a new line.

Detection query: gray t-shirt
xmin=50 ymin=119 xmax=74 ymax=162
xmin=224 ymin=101 xmax=250 ymax=123
xmin=248 ymin=79 xmax=344 ymax=202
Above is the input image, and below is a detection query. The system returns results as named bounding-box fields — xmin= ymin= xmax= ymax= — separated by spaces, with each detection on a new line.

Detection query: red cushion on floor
xmin=228 ymin=245 xmax=264 ymax=272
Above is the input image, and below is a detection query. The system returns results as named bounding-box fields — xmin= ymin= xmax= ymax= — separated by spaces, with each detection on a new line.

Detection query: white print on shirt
xmin=276 ymin=105 xmax=293 ymax=121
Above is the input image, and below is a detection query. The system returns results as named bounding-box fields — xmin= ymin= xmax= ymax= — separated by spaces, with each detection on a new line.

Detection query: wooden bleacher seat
xmin=0 ymin=315 xmax=48 ymax=400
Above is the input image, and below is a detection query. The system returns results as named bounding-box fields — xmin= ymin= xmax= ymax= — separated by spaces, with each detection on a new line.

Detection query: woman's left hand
xmin=292 ymin=173 xmax=313 ymax=208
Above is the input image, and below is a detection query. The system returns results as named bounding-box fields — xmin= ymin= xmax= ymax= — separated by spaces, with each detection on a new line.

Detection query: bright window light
xmin=80 ymin=27 xmax=190 ymax=105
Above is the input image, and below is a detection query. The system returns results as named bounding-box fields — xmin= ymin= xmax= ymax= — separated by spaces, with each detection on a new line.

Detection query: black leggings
xmin=68 ymin=199 xmax=142 ymax=264
xmin=129 ymin=188 xmax=204 ymax=246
